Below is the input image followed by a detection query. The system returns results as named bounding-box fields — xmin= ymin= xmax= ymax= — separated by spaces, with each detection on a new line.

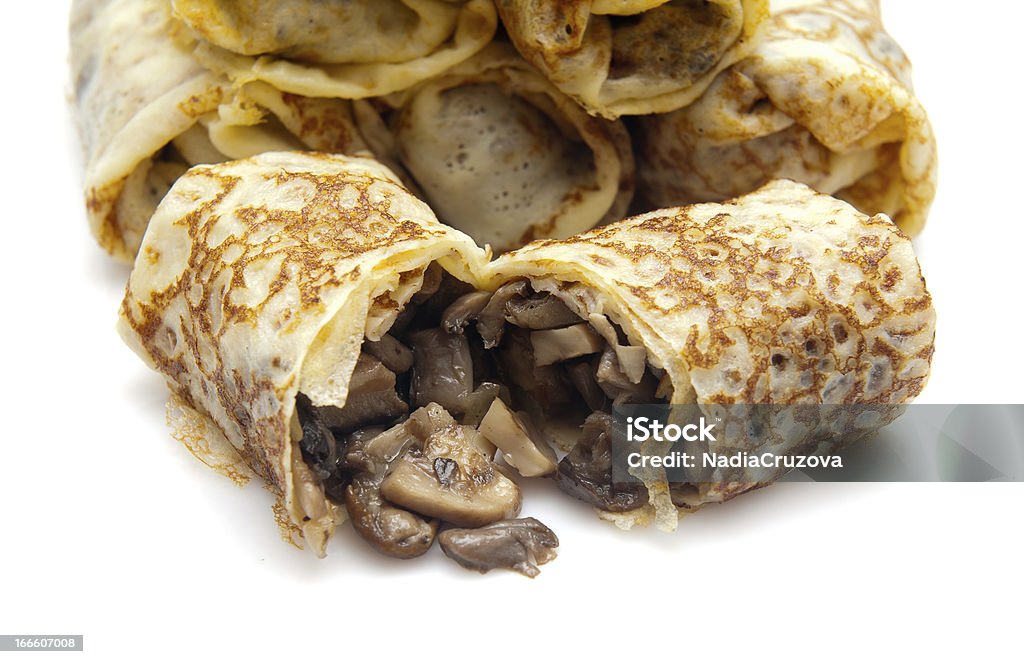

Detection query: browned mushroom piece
xmin=318 ymin=391 xmax=409 ymax=433
xmin=363 ymin=334 xmax=414 ymax=374
xmin=311 ymin=353 xmax=409 ymax=433
xmin=477 ymin=280 xmax=528 ymax=348
xmin=595 ymin=348 xmax=632 ymax=396
xmin=531 ymin=323 xmax=605 ymax=366
xmin=478 ymin=398 xmax=556 ymax=477
xmin=346 ymin=354 xmax=396 ymax=393
xmin=461 ymin=381 xmax=502 ymax=427
xmin=594 ymin=349 xmax=658 ymax=405
xmin=461 ymin=425 xmax=497 ymax=461
xmin=611 ymin=344 xmax=647 ymax=384
xmin=381 ymin=403 xmax=522 ymax=527
xmin=341 ymin=421 xmax=439 ymax=559
xmin=504 ymin=293 xmax=583 ymax=330
xmin=295 ymin=392 xmax=339 ymax=482
xmin=556 ymin=412 xmax=648 ymax=512
xmin=531 ymin=363 xmax=574 ymax=415
xmin=441 ymin=291 xmax=492 ymax=334
xmin=566 ymin=359 xmax=608 ymax=411
xmin=409 ymin=328 xmax=474 ymax=415
xmin=438 ymin=518 xmax=559 ymax=578
xmin=497 ymin=327 xmax=537 ymax=391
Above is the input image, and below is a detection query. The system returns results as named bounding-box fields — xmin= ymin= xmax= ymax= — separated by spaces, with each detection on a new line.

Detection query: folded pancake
xmin=172 ymin=0 xmax=498 ymax=99
xmin=364 ymin=44 xmax=634 ymax=252
xmin=637 ymin=0 xmax=937 ymax=236
xmin=483 ymin=179 xmax=935 ymax=530
xmin=495 ymin=0 xmax=768 ymax=119
xmin=72 ymin=0 xmax=370 ymax=262
xmin=117 ymin=151 xmax=494 ymax=556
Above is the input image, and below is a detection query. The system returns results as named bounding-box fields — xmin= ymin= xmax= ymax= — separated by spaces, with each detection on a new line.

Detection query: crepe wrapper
xmin=637 ymin=0 xmax=937 ymax=236
xmin=365 ymin=44 xmax=635 ymax=252
xmin=485 ymin=179 xmax=935 ymax=530
xmin=117 ymin=151 xmax=489 ymax=555
xmin=172 ymin=0 xmax=497 ymax=100
xmin=72 ymin=0 xmax=371 ymax=262
xmin=496 ymin=0 xmax=769 ymax=119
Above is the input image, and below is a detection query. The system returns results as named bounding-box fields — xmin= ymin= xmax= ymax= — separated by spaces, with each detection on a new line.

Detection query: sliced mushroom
xmin=504 ymin=293 xmax=583 ymax=330
xmin=363 ymin=334 xmax=414 ymax=374
xmin=497 ymin=328 xmax=537 ymax=391
xmin=531 ymin=364 xmax=573 ymax=414
xmin=318 ymin=390 xmax=409 ymax=434
xmin=409 ymin=328 xmax=474 ymax=415
xmin=587 ymin=312 xmax=621 ymax=347
xmin=556 ymin=412 xmax=648 ymax=512
xmin=595 ymin=348 xmax=633 ymax=396
xmin=531 ymin=323 xmax=605 ymax=366
xmin=613 ymin=344 xmax=648 ymax=384
xmin=295 ymin=393 xmax=339 ymax=481
xmin=342 ymin=421 xmax=438 ymax=559
xmin=587 ymin=313 xmax=647 ymax=384
xmin=594 ymin=349 xmax=657 ymax=404
xmin=566 ymin=360 xmax=607 ymax=411
xmin=478 ymin=398 xmax=556 ymax=477
xmin=441 ymin=291 xmax=492 ymax=334
xmin=614 ymin=374 xmax=657 ymax=406
xmin=461 ymin=381 xmax=502 ymax=427
xmin=345 ymin=477 xmax=438 ymax=559
xmin=380 ymin=403 xmax=522 ymax=527
xmin=462 ymin=425 xmax=497 ymax=460
xmin=292 ymin=442 xmax=330 ymax=525
xmin=438 ymin=518 xmax=559 ymax=578
xmin=347 ymin=353 xmax=396 ymax=394
xmin=477 ymin=280 xmax=528 ymax=348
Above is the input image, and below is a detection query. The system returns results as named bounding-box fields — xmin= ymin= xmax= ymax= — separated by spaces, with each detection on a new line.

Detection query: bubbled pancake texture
xmin=120 ymin=152 xmax=483 ymax=491
xmin=501 ymin=179 xmax=934 ymax=406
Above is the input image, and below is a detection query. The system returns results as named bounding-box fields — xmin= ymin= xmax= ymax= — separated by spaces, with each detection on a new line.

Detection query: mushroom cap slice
xmin=344 ymin=479 xmax=439 ymax=559
xmin=439 ymin=518 xmax=559 ymax=578
xmin=531 ymin=323 xmax=605 ymax=366
xmin=409 ymin=328 xmax=474 ymax=415
xmin=478 ymin=398 xmax=556 ymax=477
xmin=504 ymin=293 xmax=583 ymax=330
xmin=342 ymin=421 xmax=439 ymax=558
xmin=556 ymin=412 xmax=649 ymax=512
xmin=381 ymin=404 xmax=522 ymax=527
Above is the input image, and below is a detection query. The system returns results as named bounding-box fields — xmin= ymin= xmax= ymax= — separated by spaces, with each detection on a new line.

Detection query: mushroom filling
xmin=293 ymin=268 xmax=666 ymax=574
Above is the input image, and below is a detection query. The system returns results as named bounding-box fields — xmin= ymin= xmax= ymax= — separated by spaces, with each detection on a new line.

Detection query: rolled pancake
xmin=172 ymin=0 xmax=498 ymax=99
xmin=637 ymin=0 xmax=937 ymax=236
xmin=117 ymin=152 xmax=490 ymax=555
xmin=369 ymin=44 xmax=634 ymax=252
xmin=72 ymin=0 xmax=370 ymax=262
xmin=485 ymin=179 xmax=935 ymax=530
xmin=495 ymin=0 xmax=768 ymax=118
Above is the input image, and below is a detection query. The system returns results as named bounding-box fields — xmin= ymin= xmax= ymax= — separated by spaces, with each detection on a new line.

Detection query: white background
xmin=1 ymin=2 xmax=1021 ymax=662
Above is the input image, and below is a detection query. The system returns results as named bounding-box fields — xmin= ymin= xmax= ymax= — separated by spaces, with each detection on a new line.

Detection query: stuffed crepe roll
xmin=72 ymin=0 xmax=370 ymax=261
xmin=117 ymin=151 xmax=518 ymax=557
xmin=364 ymin=44 xmax=635 ymax=252
xmin=496 ymin=0 xmax=768 ymax=118
xmin=171 ymin=0 xmax=498 ymax=100
xmin=483 ymin=179 xmax=935 ymax=530
xmin=637 ymin=0 xmax=937 ymax=236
